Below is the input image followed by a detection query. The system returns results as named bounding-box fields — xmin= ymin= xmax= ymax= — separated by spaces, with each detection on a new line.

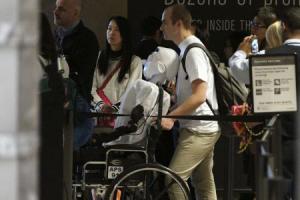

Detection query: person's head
xmin=280 ymin=7 xmax=300 ymax=40
xmin=140 ymin=16 xmax=162 ymax=43
xmin=53 ymin=0 xmax=81 ymax=28
xmin=39 ymin=13 xmax=57 ymax=62
xmin=99 ymin=16 xmax=133 ymax=82
xmin=160 ymin=4 xmax=192 ymax=44
xmin=106 ymin=16 xmax=131 ymax=52
xmin=265 ymin=21 xmax=283 ymax=49
xmin=251 ymin=7 xmax=277 ymax=47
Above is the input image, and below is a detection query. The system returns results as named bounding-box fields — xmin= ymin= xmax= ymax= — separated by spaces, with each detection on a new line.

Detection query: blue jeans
xmin=73 ymin=96 xmax=94 ymax=150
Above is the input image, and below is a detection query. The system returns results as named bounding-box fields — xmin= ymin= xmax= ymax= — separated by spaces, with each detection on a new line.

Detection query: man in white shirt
xmin=160 ymin=4 xmax=220 ymax=200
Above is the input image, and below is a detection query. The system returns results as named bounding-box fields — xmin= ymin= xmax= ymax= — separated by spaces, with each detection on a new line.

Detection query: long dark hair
xmin=97 ymin=16 xmax=133 ymax=83
xmin=256 ymin=6 xmax=277 ymax=49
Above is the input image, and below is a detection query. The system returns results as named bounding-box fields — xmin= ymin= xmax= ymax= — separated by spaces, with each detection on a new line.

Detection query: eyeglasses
xmin=250 ymin=21 xmax=266 ymax=29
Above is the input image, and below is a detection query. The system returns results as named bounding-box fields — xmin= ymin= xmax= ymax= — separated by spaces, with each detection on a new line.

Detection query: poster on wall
xmin=249 ymin=54 xmax=298 ymax=114
xmin=128 ymin=0 xmax=300 ymax=63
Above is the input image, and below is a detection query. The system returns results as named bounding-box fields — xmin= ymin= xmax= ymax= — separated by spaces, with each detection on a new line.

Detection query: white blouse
xmin=91 ymin=54 xmax=142 ymax=107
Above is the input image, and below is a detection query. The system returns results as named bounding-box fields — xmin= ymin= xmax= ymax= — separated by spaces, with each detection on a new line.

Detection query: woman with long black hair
xmin=91 ymin=16 xmax=142 ymax=117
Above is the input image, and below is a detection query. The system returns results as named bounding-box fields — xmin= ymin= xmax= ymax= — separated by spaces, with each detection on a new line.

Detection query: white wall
xmin=0 ymin=0 xmax=39 ymax=199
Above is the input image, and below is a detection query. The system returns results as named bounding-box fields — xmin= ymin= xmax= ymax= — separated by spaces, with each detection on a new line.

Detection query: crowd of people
xmin=39 ymin=0 xmax=300 ymax=199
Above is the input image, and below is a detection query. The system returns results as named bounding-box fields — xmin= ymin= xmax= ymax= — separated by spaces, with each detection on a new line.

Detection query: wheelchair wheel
xmin=105 ymin=163 xmax=191 ymax=200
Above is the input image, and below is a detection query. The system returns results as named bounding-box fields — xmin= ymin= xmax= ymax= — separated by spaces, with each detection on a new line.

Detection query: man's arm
xmin=160 ymin=79 xmax=207 ymax=130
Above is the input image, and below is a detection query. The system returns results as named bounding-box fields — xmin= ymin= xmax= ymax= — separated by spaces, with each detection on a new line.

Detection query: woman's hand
xmin=101 ymin=104 xmax=115 ymax=113
xmin=95 ymin=103 xmax=114 ymax=113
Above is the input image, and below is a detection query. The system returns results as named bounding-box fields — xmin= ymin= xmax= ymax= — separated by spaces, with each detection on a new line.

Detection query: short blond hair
xmin=265 ymin=21 xmax=283 ymax=49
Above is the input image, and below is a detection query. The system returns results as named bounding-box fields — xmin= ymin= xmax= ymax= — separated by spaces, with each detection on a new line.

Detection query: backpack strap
xmin=181 ymin=43 xmax=219 ymax=115
xmin=181 ymin=43 xmax=218 ymax=80
xmin=156 ymin=84 xmax=164 ymax=135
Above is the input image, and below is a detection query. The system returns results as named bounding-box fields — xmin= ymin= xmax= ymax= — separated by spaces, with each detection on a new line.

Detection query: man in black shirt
xmin=54 ymin=0 xmax=99 ymax=149
xmin=266 ymin=7 xmax=300 ymax=199
xmin=54 ymin=0 xmax=99 ymax=102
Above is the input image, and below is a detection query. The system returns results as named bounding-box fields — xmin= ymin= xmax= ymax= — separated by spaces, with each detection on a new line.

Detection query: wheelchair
xmin=72 ymin=106 xmax=191 ymax=200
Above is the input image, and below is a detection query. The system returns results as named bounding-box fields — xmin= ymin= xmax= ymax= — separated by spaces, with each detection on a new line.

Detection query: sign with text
xmin=107 ymin=166 xmax=124 ymax=179
xmin=250 ymin=54 xmax=298 ymax=114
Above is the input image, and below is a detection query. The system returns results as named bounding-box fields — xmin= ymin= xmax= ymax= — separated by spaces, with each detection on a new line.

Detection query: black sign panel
xmin=128 ymin=0 xmax=300 ymax=62
xmin=250 ymin=54 xmax=298 ymax=114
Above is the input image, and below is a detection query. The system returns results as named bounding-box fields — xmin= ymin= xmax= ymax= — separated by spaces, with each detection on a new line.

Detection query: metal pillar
xmin=297 ymin=83 xmax=300 ymax=200
xmin=223 ymin=134 xmax=234 ymax=200
xmin=0 ymin=0 xmax=39 ymax=199
xmin=63 ymin=110 xmax=74 ymax=200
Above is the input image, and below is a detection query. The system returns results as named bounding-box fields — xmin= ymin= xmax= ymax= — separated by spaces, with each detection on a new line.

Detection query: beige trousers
xmin=167 ymin=128 xmax=220 ymax=200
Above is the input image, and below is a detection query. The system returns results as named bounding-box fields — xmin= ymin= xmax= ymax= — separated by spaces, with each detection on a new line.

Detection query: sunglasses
xmin=250 ymin=21 xmax=266 ymax=29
